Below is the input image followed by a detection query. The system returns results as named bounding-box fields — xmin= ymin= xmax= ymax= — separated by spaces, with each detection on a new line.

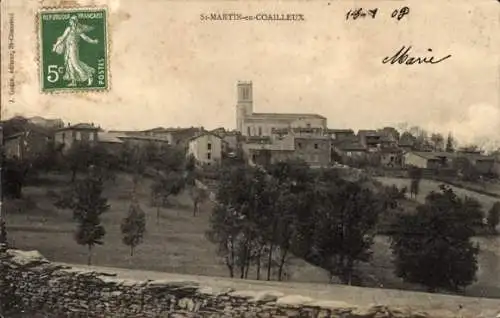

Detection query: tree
xmin=265 ymin=159 xmax=314 ymax=280
xmin=58 ymin=167 xmax=110 ymax=265
xmin=390 ymin=185 xmax=481 ymax=293
xmin=1 ymin=157 xmax=29 ymax=199
xmin=408 ymin=165 xmax=423 ymax=199
xmin=445 ymin=133 xmax=455 ymax=153
xmin=430 ymin=133 xmax=445 ymax=152
xmin=407 ymin=126 xmax=431 ymax=151
xmin=310 ymin=179 xmax=382 ymax=285
xmin=453 ymin=157 xmax=479 ymax=182
xmin=0 ymin=116 xmax=30 ymax=136
xmin=150 ymin=172 xmax=185 ymax=224
xmin=66 ymin=143 xmax=115 ymax=183
xmin=207 ymin=165 xmax=276 ymax=279
xmin=121 ymin=198 xmax=146 ymax=256
xmin=487 ymin=202 xmax=500 ymax=232
xmin=0 ymin=219 xmax=7 ymax=251
xmin=190 ymin=185 xmax=208 ymax=217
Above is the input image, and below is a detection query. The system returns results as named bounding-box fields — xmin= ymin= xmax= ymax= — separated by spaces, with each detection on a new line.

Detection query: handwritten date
xmin=345 ymin=8 xmax=378 ymax=20
xmin=345 ymin=6 xmax=410 ymax=21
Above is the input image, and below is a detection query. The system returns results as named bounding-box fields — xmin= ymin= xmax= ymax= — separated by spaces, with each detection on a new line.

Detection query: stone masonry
xmin=1 ymin=249 xmax=499 ymax=318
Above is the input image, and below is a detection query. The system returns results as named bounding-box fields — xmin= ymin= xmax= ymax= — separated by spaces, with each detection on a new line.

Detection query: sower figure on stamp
xmin=52 ymin=15 xmax=98 ymax=87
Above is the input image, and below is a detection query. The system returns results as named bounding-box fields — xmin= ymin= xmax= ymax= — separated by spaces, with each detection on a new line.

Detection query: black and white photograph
xmin=1 ymin=0 xmax=499 ymax=317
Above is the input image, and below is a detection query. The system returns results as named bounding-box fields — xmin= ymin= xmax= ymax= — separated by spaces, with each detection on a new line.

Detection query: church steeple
xmin=237 ymin=81 xmax=253 ymax=105
xmin=236 ymin=81 xmax=253 ymax=133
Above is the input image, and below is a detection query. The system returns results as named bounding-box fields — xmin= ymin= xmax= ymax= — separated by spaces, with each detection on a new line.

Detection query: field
xmin=375 ymin=176 xmax=500 ymax=212
xmin=4 ymin=172 xmax=328 ymax=282
xmin=4 ymin=172 xmax=500 ymax=298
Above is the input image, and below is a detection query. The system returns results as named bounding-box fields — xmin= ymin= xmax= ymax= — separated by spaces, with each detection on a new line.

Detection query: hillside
xmin=4 ymin=172 xmax=328 ymax=283
xmin=4 ymin=171 xmax=500 ymax=298
xmin=375 ymin=176 xmax=499 ymax=212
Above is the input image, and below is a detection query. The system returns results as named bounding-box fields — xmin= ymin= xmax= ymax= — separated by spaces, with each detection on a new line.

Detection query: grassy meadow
xmin=4 ymin=172 xmax=328 ymax=282
xmin=4 ymin=172 xmax=500 ymax=298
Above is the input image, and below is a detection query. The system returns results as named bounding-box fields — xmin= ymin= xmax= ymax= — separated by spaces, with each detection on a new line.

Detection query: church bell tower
xmin=236 ymin=81 xmax=253 ymax=134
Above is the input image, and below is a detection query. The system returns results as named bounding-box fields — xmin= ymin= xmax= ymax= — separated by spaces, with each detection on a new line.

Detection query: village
xmin=3 ymin=81 xmax=500 ymax=182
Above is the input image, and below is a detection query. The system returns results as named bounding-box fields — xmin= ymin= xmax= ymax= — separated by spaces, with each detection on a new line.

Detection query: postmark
xmin=38 ymin=7 xmax=109 ymax=93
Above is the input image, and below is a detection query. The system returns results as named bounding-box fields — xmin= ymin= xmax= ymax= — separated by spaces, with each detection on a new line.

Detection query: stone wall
xmin=1 ymin=250 xmax=499 ymax=318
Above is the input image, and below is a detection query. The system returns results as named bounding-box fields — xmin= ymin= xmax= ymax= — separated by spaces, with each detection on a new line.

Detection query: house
xmin=380 ymin=147 xmax=403 ymax=167
xmin=379 ymin=135 xmax=398 ymax=149
xmin=187 ymin=132 xmax=224 ymax=166
xmin=109 ymin=126 xmax=204 ymax=151
xmin=117 ymin=135 xmax=170 ymax=150
xmin=292 ymin=128 xmax=331 ymax=168
xmin=332 ymin=137 xmax=367 ymax=158
xmin=242 ymin=127 xmax=331 ymax=168
xmin=97 ymin=132 xmax=125 ymax=154
xmin=327 ymin=129 xmax=355 ymax=141
xmin=3 ymin=129 xmax=51 ymax=160
xmin=28 ymin=116 xmax=64 ymax=129
xmin=358 ymin=130 xmax=382 ymax=150
xmin=235 ymin=81 xmax=327 ymax=137
xmin=243 ymin=134 xmax=295 ymax=166
xmin=143 ymin=127 xmax=204 ymax=148
xmin=209 ymin=128 xmax=242 ymax=154
xmin=222 ymin=131 xmax=242 ymax=153
xmin=403 ymin=151 xmax=454 ymax=169
xmin=378 ymin=127 xmax=400 ymax=143
xmin=456 ymin=151 xmax=496 ymax=175
xmin=472 ymin=156 xmax=496 ymax=174
xmin=54 ymin=123 xmax=99 ymax=153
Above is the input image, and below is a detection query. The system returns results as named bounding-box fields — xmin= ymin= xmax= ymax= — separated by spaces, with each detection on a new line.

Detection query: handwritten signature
xmin=382 ymin=46 xmax=452 ymax=65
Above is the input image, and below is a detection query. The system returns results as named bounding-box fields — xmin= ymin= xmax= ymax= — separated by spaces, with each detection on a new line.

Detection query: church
xmin=235 ymin=81 xmax=327 ymax=137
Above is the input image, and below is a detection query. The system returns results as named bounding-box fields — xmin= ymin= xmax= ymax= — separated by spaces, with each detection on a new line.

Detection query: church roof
xmin=251 ymin=112 xmax=326 ymax=120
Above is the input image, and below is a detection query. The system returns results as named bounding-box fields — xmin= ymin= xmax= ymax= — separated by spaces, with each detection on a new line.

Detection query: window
xmin=242 ymin=87 xmax=249 ymax=100
xmin=62 ymin=133 xmax=66 ymax=142
xmin=314 ymin=143 xmax=318 ymax=149
xmin=207 ymin=153 xmax=211 ymax=160
xmin=81 ymin=132 xmax=89 ymax=142
xmin=247 ymin=127 xmax=251 ymax=136
xmin=298 ymin=142 xmax=302 ymax=149
xmin=258 ymin=127 xmax=262 ymax=136
xmin=207 ymin=142 xmax=212 ymax=150
xmin=307 ymin=123 xmax=311 ymax=128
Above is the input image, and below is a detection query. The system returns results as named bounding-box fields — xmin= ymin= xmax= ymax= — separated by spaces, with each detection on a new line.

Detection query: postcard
xmin=0 ymin=0 xmax=499 ymax=317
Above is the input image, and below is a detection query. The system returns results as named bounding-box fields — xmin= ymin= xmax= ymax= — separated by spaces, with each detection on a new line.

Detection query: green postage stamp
xmin=38 ymin=7 xmax=109 ymax=93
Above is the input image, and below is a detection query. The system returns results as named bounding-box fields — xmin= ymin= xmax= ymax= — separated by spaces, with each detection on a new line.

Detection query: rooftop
xmin=57 ymin=123 xmax=99 ymax=131
xmin=188 ymin=131 xmax=223 ymax=142
xmin=98 ymin=132 xmax=124 ymax=144
xmin=251 ymin=112 xmax=326 ymax=120
xmin=118 ymin=135 xmax=170 ymax=142
xmin=327 ymin=129 xmax=355 ymax=134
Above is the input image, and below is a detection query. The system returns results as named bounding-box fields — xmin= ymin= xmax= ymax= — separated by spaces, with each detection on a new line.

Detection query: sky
xmin=1 ymin=0 xmax=499 ymax=148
